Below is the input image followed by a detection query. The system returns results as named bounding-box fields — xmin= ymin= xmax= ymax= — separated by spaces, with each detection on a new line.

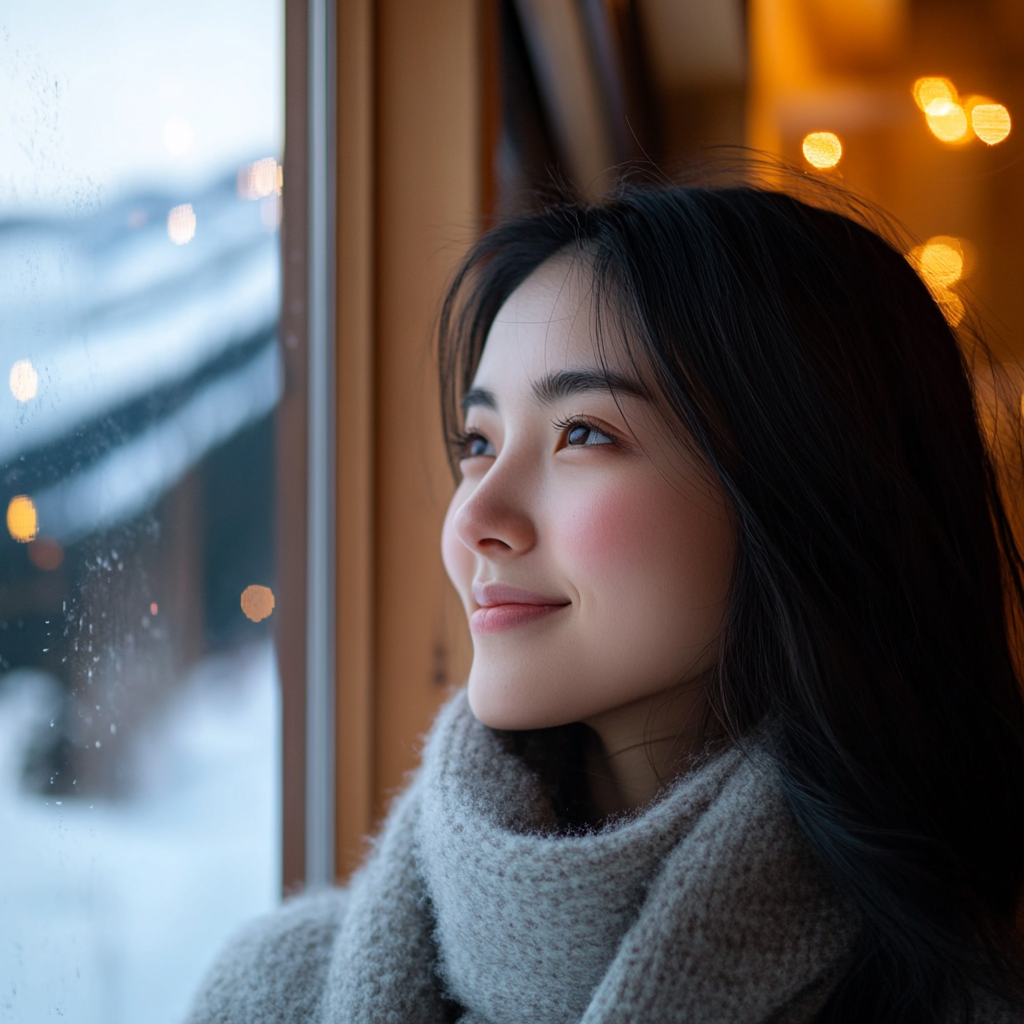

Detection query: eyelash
xmin=448 ymin=429 xmax=489 ymax=461
xmin=449 ymin=416 xmax=619 ymax=462
xmin=550 ymin=415 xmax=620 ymax=448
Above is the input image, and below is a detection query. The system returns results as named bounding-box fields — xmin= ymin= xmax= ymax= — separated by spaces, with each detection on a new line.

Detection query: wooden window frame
xmin=279 ymin=0 xmax=480 ymax=893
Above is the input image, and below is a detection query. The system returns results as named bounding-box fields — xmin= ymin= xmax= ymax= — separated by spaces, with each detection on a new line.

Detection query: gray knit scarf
xmin=187 ymin=689 xmax=859 ymax=1024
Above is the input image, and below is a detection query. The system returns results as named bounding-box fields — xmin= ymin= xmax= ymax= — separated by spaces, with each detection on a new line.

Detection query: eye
xmin=457 ymin=432 xmax=496 ymax=460
xmin=565 ymin=420 xmax=615 ymax=447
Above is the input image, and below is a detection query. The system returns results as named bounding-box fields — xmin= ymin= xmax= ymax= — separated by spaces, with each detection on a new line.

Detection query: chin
xmin=466 ymin=663 xmax=569 ymax=731
xmin=466 ymin=672 xmax=530 ymax=730
xmin=466 ymin=653 xmax=619 ymax=732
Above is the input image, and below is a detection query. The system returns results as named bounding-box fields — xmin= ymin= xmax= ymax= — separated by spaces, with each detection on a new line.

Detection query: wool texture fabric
xmin=187 ymin=688 xmax=864 ymax=1023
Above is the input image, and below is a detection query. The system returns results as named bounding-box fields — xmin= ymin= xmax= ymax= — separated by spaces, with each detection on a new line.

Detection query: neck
xmin=582 ymin=681 xmax=708 ymax=820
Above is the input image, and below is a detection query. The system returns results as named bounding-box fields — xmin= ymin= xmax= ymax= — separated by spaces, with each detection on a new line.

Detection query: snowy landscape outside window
xmin=0 ymin=3 xmax=283 ymax=1020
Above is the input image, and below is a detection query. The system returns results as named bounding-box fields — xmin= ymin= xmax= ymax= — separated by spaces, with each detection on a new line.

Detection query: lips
xmin=470 ymin=582 xmax=570 ymax=635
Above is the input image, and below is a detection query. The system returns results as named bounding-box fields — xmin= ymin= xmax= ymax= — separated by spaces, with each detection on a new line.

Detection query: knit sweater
xmin=183 ymin=689 xmax=1019 ymax=1023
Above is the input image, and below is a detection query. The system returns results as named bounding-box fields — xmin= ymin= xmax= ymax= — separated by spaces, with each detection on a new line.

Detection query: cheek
xmin=555 ymin=479 xmax=655 ymax=580
xmin=556 ymin=476 xmax=734 ymax=635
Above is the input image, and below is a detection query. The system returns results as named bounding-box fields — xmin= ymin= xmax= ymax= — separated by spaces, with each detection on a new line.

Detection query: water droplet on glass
xmin=110 ymin=723 xmax=116 ymax=735
xmin=95 ymin=740 xmax=101 ymax=749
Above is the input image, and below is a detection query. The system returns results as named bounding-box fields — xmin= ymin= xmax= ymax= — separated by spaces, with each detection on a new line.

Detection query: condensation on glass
xmin=0 ymin=4 xmax=283 ymax=1021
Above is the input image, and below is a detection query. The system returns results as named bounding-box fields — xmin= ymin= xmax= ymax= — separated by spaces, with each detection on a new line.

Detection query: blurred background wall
xmin=485 ymin=0 xmax=1021 ymax=354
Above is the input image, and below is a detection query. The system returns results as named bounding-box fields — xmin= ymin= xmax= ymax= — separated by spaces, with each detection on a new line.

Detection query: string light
xmin=241 ymin=584 xmax=275 ymax=622
xmin=7 ymin=495 xmax=38 ymax=543
xmin=237 ymin=158 xmax=279 ymax=200
xmin=925 ymin=99 xmax=969 ymax=142
xmin=802 ymin=132 xmax=843 ymax=169
xmin=971 ymin=103 xmax=1011 ymax=145
xmin=167 ymin=204 xmax=196 ymax=245
xmin=908 ymin=237 xmax=968 ymax=327
xmin=9 ymin=359 xmax=38 ymax=402
xmin=913 ymin=77 xmax=957 ymax=111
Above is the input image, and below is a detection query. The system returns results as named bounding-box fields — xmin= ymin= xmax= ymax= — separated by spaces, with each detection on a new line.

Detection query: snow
xmin=0 ymin=641 xmax=280 ymax=1024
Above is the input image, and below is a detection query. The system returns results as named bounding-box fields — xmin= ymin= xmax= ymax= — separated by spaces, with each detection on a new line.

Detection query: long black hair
xmin=436 ymin=170 xmax=1024 ymax=1022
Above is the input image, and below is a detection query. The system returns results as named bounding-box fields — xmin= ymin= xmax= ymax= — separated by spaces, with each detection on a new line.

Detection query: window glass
xmin=0 ymin=3 xmax=283 ymax=1020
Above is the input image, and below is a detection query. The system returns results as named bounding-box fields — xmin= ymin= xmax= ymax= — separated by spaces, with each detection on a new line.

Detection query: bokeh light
xmin=28 ymin=537 xmax=63 ymax=571
xmin=925 ymin=99 xmax=969 ymax=142
xmin=241 ymin=584 xmax=275 ymax=623
xmin=9 ymin=359 xmax=38 ymax=402
xmin=7 ymin=495 xmax=38 ymax=543
xmin=935 ymin=291 xmax=965 ymax=327
xmin=167 ymin=203 xmax=196 ymax=245
xmin=913 ymin=77 xmax=957 ymax=111
xmin=163 ymin=116 xmax=195 ymax=156
xmin=801 ymin=132 xmax=842 ymax=169
xmin=237 ymin=157 xmax=279 ymax=200
xmin=971 ymin=103 xmax=1011 ymax=145
xmin=909 ymin=237 xmax=964 ymax=289
xmin=150 ymin=602 xmax=159 ymax=616
xmin=908 ymin=237 xmax=968 ymax=327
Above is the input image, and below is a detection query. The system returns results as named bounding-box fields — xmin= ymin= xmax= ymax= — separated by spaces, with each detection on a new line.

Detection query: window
xmin=0 ymin=3 xmax=283 ymax=1019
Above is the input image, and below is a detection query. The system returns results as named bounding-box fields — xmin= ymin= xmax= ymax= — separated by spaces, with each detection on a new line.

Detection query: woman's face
xmin=442 ymin=257 xmax=736 ymax=731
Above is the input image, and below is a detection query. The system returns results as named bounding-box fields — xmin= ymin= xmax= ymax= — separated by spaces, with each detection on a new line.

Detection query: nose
xmin=451 ymin=459 xmax=537 ymax=557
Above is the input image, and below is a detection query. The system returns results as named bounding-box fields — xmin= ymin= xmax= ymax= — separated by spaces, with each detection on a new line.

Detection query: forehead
xmin=474 ymin=256 xmax=611 ymax=384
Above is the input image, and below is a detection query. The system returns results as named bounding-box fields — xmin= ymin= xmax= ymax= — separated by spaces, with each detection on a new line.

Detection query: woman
xmin=188 ymin=179 xmax=1024 ymax=1023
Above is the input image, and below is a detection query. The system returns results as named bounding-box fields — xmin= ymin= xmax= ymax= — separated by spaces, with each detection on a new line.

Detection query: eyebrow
xmin=530 ymin=368 xmax=650 ymax=405
xmin=460 ymin=368 xmax=650 ymax=414
xmin=461 ymin=387 xmax=498 ymax=412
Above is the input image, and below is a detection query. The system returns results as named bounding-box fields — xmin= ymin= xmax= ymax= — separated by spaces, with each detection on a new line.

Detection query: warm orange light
xmin=150 ymin=602 xmax=159 ymax=616
xmin=925 ymin=99 xmax=969 ymax=142
xmin=237 ymin=158 xmax=279 ymax=201
xmin=913 ymin=77 xmax=957 ymax=111
xmin=167 ymin=204 xmax=196 ymax=245
xmin=241 ymin=584 xmax=275 ymax=622
xmin=935 ymin=290 xmax=965 ymax=327
xmin=9 ymin=359 xmax=38 ymax=402
xmin=28 ymin=537 xmax=63 ymax=571
xmin=802 ymin=132 xmax=842 ymax=169
xmin=908 ymin=237 xmax=969 ymax=327
xmin=971 ymin=103 xmax=1011 ymax=145
xmin=7 ymin=495 xmax=38 ymax=543
xmin=909 ymin=237 xmax=964 ymax=289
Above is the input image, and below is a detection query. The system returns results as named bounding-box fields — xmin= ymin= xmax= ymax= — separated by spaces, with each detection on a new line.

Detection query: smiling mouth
xmin=469 ymin=602 xmax=567 ymax=634
xmin=469 ymin=582 xmax=570 ymax=635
